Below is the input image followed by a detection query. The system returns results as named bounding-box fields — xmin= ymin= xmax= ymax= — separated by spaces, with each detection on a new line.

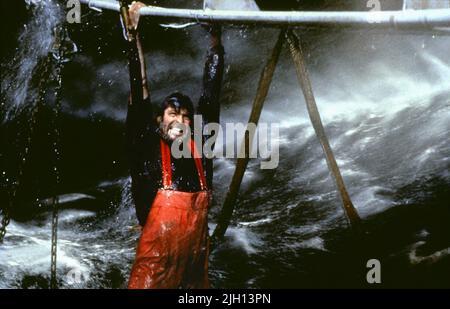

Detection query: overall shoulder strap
xmin=188 ymin=139 xmax=207 ymax=191
xmin=160 ymin=138 xmax=207 ymax=191
xmin=160 ymin=139 xmax=173 ymax=189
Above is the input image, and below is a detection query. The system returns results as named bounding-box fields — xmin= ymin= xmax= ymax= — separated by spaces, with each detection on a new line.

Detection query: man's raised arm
xmin=198 ymin=25 xmax=224 ymax=189
xmin=123 ymin=2 xmax=152 ymax=151
xmin=198 ymin=24 xmax=225 ymax=125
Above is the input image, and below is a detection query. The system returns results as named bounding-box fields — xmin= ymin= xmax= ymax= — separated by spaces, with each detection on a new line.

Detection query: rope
xmin=49 ymin=23 xmax=68 ymax=289
xmin=0 ymin=210 xmax=10 ymax=243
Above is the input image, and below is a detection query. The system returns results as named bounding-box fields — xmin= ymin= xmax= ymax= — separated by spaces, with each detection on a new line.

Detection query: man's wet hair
xmin=159 ymin=92 xmax=194 ymax=118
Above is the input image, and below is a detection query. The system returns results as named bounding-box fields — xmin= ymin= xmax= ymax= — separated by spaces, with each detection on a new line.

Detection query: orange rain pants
xmin=128 ymin=139 xmax=210 ymax=289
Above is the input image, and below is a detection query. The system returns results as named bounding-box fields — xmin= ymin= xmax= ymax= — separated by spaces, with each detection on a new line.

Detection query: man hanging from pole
xmin=121 ymin=1 xmax=224 ymax=288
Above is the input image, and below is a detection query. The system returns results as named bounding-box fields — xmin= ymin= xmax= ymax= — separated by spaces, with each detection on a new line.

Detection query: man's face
xmin=161 ymin=106 xmax=192 ymax=141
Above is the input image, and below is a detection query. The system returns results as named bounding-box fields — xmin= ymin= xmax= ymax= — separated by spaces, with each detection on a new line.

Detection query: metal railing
xmin=79 ymin=0 xmax=450 ymax=28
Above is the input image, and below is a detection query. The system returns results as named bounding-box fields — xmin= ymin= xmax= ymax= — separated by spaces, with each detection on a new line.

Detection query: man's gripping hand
xmin=127 ymin=1 xmax=147 ymax=31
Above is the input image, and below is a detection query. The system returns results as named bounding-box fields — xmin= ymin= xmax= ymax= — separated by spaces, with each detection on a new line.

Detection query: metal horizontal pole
xmin=79 ymin=0 xmax=450 ymax=28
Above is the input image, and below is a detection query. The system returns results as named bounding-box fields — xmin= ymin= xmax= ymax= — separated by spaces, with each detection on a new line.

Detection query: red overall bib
xmin=128 ymin=139 xmax=210 ymax=289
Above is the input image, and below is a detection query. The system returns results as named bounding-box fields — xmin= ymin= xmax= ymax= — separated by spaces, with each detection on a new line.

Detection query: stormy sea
xmin=1 ymin=0 xmax=449 ymax=288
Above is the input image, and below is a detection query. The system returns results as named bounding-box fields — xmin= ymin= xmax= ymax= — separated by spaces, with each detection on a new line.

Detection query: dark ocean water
xmin=1 ymin=0 xmax=449 ymax=288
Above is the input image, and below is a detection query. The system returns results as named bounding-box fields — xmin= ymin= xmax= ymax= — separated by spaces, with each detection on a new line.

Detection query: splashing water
xmin=1 ymin=0 xmax=63 ymax=122
xmin=1 ymin=0 xmax=449 ymax=288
